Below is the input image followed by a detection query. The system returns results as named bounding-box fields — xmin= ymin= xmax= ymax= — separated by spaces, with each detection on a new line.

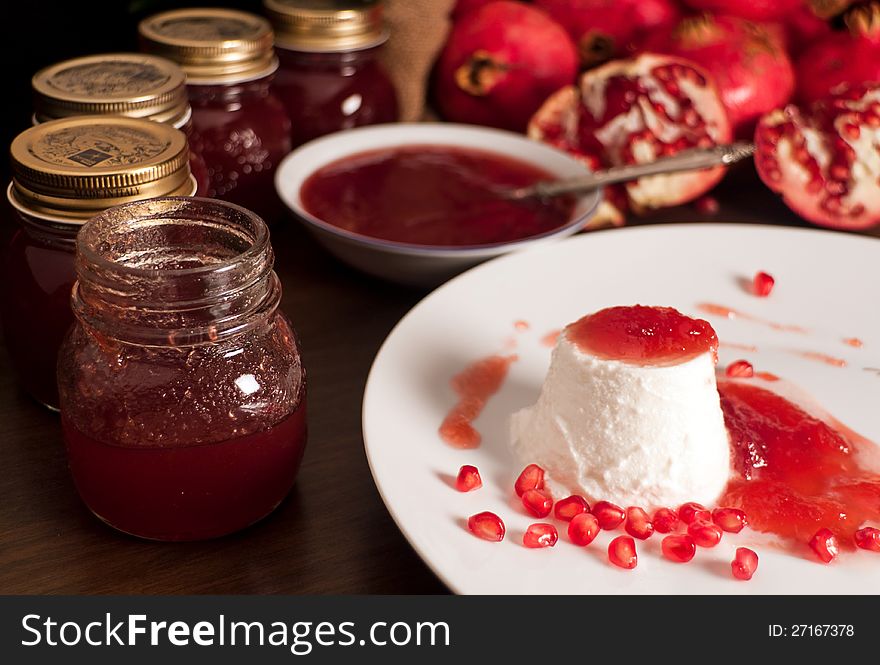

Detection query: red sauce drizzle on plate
xmin=439 ymin=354 xmax=518 ymax=448
xmin=719 ymin=380 xmax=880 ymax=548
xmin=697 ymin=302 xmax=808 ymax=334
xmin=300 ymin=145 xmax=576 ymax=247
xmin=794 ymin=350 xmax=848 ymax=368
xmin=843 ymin=337 xmax=864 ymax=348
xmin=566 ymin=305 xmax=718 ymax=365
xmin=540 ymin=329 xmax=561 ymax=348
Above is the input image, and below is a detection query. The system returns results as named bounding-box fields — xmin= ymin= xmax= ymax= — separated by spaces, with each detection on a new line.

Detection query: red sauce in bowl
xmin=299 ymin=145 xmax=577 ymax=247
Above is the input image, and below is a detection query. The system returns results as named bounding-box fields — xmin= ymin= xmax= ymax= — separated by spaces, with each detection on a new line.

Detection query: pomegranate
xmin=854 ymin=526 xmax=880 ymax=552
xmin=432 ymin=1 xmax=579 ymax=132
xmin=776 ymin=2 xmax=833 ymax=57
xmin=527 ymin=87 xmax=628 ymax=227
xmin=712 ymin=507 xmax=749 ymax=533
xmin=753 ymin=271 xmax=776 ymax=296
xmin=625 ymin=506 xmax=655 ymax=540
xmin=514 ymin=463 xmax=545 ymax=497
xmin=568 ymin=512 xmax=600 ymax=546
xmin=522 ymin=489 xmax=553 ymax=518
xmin=678 ymin=502 xmax=711 ymax=525
xmin=451 ymin=0 xmax=496 ymax=20
xmin=754 ymin=82 xmax=880 ymax=230
xmin=688 ymin=520 xmax=723 ymax=547
xmin=456 ymin=465 xmax=483 ymax=492
xmin=726 ymin=360 xmax=755 ymax=378
xmin=731 ymin=547 xmax=759 ymax=580
xmin=529 ymin=54 xmax=733 ymax=212
xmin=809 ymin=527 xmax=840 ymax=562
xmin=523 ymin=523 xmax=559 ymax=548
xmin=468 ymin=511 xmax=506 ymax=541
xmin=533 ymin=0 xmax=680 ymax=67
xmin=653 ymin=508 xmax=680 ymax=533
xmin=661 ymin=534 xmax=697 ymax=563
xmin=810 ymin=0 xmax=858 ymax=20
xmin=796 ymin=3 xmax=880 ymax=104
xmin=554 ymin=495 xmax=590 ymax=521
xmin=592 ymin=500 xmax=625 ymax=530
xmin=608 ymin=535 xmax=638 ymax=569
xmin=645 ymin=15 xmax=795 ymax=138
xmin=680 ymin=0 xmax=802 ymax=22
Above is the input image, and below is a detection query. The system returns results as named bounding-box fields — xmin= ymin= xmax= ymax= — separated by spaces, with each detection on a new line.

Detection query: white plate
xmin=363 ymin=224 xmax=880 ymax=594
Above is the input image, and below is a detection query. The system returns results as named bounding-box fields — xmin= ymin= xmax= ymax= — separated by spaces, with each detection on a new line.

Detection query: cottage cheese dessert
xmin=510 ymin=305 xmax=731 ymax=507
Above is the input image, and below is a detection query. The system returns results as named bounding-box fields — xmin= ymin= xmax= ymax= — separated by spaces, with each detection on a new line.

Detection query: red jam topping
xmin=719 ymin=380 xmax=880 ymax=547
xmin=439 ymin=354 xmax=517 ymax=448
xmin=300 ymin=145 xmax=576 ymax=247
xmin=565 ymin=305 xmax=719 ymax=365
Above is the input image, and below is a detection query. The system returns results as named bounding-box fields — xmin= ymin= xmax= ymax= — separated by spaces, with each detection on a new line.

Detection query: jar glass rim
xmin=77 ymin=196 xmax=271 ymax=280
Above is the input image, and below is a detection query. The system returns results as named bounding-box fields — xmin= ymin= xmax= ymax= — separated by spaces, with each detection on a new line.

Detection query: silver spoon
xmin=503 ymin=142 xmax=755 ymax=201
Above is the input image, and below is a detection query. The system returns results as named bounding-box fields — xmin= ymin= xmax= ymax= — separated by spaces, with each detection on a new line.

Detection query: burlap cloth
xmin=379 ymin=0 xmax=457 ymax=121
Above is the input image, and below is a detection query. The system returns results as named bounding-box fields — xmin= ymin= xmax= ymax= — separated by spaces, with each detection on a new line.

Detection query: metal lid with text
xmin=9 ymin=116 xmax=192 ymax=222
xmin=32 ymin=53 xmax=190 ymax=127
xmin=263 ymin=0 xmax=388 ymax=52
xmin=138 ymin=7 xmax=277 ymax=84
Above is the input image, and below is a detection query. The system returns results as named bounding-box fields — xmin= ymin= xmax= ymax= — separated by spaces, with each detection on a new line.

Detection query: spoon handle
xmin=506 ymin=142 xmax=755 ymax=200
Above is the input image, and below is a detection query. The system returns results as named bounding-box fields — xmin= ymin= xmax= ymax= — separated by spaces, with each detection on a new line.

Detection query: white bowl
xmin=274 ymin=123 xmax=601 ymax=287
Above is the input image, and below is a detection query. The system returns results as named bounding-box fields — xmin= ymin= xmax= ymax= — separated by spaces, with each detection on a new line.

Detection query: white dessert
xmin=510 ymin=327 xmax=731 ymax=508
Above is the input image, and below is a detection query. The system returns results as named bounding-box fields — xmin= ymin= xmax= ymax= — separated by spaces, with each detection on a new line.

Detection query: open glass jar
xmin=264 ymin=0 xmax=399 ymax=147
xmin=57 ymin=197 xmax=307 ymax=541
xmin=139 ymin=8 xmax=292 ymax=216
xmin=3 ymin=116 xmax=195 ymax=410
xmin=31 ymin=52 xmax=210 ymax=194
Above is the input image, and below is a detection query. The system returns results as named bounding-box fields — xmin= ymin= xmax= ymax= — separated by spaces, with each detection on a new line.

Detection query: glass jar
xmin=139 ymin=8 xmax=292 ymax=217
xmin=57 ymin=197 xmax=307 ymax=541
xmin=31 ymin=52 xmax=210 ymax=194
xmin=3 ymin=116 xmax=195 ymax=410
xmin=264 ymin=0 xmax=399 ymax=147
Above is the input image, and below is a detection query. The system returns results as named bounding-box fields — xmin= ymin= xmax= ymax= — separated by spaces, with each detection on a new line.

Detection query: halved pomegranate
xmin=433 ymin=1 xmax=579 ymax=132
xmin=529 ymin=54 xmax=733 ymax=212
xmin=754 ymin=82 xmax=880 ymax=230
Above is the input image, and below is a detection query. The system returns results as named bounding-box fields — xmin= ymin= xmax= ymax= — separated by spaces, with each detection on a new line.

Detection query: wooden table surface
xmin=1 ymin=166 xmax=877 ymax=594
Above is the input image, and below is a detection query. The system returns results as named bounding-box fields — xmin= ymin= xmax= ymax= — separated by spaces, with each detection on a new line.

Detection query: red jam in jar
xmin=57 ymin=198 xmax=307 ymax=541
xmin=3 ymin=117 xmax=195 ymax=410
xmin=31 ymin=52 xmax=210 ymax=195
xmin=139 ymin=8 xmax=292 ymax=216
xmin=265 ymin=0 xmax=399 ymax=147
xmin=565 ymin=305 xmax=719 ymax=365
xmin=300 ymin=145 xmax=576 ymax=246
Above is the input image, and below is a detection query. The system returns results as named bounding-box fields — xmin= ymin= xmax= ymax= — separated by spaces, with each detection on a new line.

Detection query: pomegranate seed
xmin=688 ymin=520 xmax=723 ymax=547
xmin=467 ymin=512 xmax=505 ymax=542
xmin=809 ymin=528 xmax=839 ymax=563
xmin=731 ymin=547 xmax=759 ymax=581
xmin=455 ymin=465 xmax=482 ymax=492
xmin=753 ymin=271 xmax=775 ymax=297
xmin=523 ymin=523 xmax=558 ymax=548
xmin=608 ymin=536 xmax=638 ymax=569
xmin=694 ymin=195 xmax=720 ymax=215
xmin=678 ymin=502 xmax=710 ymax=525
xmin=712 ymin=507 xmax=748 ymax=533
xmin=593 ymin=500 xmax=625 ymax=530
xmin=661 ymin=534 xmax=696 ymax=563
xmin=854 ymin=527 xmax=880 ymax=552
xmin=554 ymin=495 xmax=590 ymax=521
xmin=725 ymin=360 xmax=754 ymax=378
xmin=521 ymin=489 xmax=553 ymax=518
xmin=653 ymin=508 xmax=679 ymax=533
xmin=625 ymin=506 xmax=654 ymax=540
xmin=514 ymin=463 xmax=545 ymax=497
xmin=568 ymin=512 xmax=600 ymax=546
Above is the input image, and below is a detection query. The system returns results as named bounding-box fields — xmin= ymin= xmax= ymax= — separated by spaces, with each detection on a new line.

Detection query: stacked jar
xmin=57 ymin=197 xmax=307 ymax=541
xmin=3 ymin=117 xmax=195 ymax=409
xmin=31 ymin=52 xmax=210 ymax=194
xmin=264 ymin=0 xmax=399 ymax=147
xmin=138 ymin=7 xmax=292 ymax=217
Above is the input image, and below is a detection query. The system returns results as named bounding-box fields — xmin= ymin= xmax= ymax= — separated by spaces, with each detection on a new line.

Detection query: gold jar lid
xmin=139 ymin=8 xmax=278 ymax=84
xmin=264 ymin=0 xmax=388 ymax=52
xmin=32 ymin=53 xmax=190 ymax=127
xmin=9 ymin=116 xmax=193 ymax=223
